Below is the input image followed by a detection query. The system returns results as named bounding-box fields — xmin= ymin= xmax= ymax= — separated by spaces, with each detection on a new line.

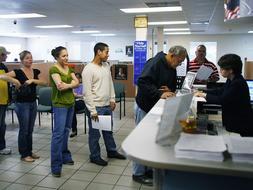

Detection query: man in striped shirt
xmin=188 ymin=45 xmax=220 ymax=84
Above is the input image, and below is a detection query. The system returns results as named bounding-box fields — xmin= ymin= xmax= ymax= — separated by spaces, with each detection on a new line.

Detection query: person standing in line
xmin=188 ymin=44 xmax=219 ymax=84
xmin=0 ymin=46 xmax=16 ymax=155
xmin=49 ymin=46 xmax=79 ymax=177
xmin=133 ymin=46 xmax=187 ymax=186
xmin=82 ymin=42 xmax=126 ymax=166
xmin=1 ymin=50 xmax=47 ymax=162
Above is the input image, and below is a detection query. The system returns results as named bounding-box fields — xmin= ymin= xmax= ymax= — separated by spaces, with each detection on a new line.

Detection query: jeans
xmin=132 ymin=103 xmax=147 ymax=176
xmin=15 ymin=102 xmax=37 ymax=158
xmin=0 ymin=105 xmax=7 ymax=150
xmin=88 ymin=105 xmax=116 ymax=160
xmin=51 ymin=106 xmax=74 ymax=173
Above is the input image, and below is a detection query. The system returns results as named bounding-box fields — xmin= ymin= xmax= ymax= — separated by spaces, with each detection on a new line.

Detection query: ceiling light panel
xmin=148 ymin=21 xmax=187 ymax=25
xmin=0 ymin=13 xmax=46 ymax=19
xmin=35 ymin=25 xmax=73 ymax=28
xmin=120 ymin=6 xmax=182 ymax=13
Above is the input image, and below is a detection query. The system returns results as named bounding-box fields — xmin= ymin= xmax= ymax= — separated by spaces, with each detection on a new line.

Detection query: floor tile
xmin=85 ymin=182 xmax=114 ymax=190
xmin=0 ymin=171 xmax=25 ymax=182
xmin=37 ymin=176 xmax=67 ymax=189
xmin=16 ymin=174 xmax=45 ymax=185
xmin=70 ymin=170 xmax=97 ymax=181
xmin=5 ymin=183 xmax=33 ymax=190
xmin=59 ymin=179 xmax=89 ymax=190
xmin=93 ymin=173 xmax=120 ymax=185
xmin=116 ymin=175 xmax=141 ymax=188
xmin=101 ymin=165 xmax=125 ymax=175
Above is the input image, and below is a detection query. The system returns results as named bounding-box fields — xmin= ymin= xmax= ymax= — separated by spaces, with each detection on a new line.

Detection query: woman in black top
xmin=5 ymin=51 xmax=47 ymax=162
xmin=196 ymin=54 xmax=253 ymax=136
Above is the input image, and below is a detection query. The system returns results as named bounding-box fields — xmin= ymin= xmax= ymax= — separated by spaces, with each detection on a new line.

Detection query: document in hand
xmin=92 ymin=115 xmax=112 ymax=131
xmin=226 ymin=136 xmax=253 ymax=164
xmin=196 ymin=65 xmax=213 ymax=81
xmin=175 ymin=133 xmax=227 ymax=162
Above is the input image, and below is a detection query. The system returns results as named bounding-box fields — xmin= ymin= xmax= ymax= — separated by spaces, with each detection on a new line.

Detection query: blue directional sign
xmin=134 ymin=41 xmax=147 ymax=85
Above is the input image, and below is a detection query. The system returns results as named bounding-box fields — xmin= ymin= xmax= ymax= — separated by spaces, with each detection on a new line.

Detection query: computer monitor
xmin=246 ymin=80 xmax=253 ymax=103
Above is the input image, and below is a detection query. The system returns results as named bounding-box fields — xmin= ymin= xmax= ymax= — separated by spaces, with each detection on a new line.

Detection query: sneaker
xmin=0 ymin=148 xmax=11 ymax=155
xmin=21 ymin=156 xmax=35 ymax=162
xmin=70 ymin=132 xmax=77 ymax=138
xmin=90 ymin=157 xmax=108 ymax=166
xmin=52 ymin=172 xmax=61 ymax=177
xmin=63 ymin=160 xmax=74 ymax=165
xmin=132 ymin=175 xmax=153 ymax=186
xmin=107 ymin=151 xmax=126 ymax=160
xmin=31 ymin=153 xmax=40 ymax=159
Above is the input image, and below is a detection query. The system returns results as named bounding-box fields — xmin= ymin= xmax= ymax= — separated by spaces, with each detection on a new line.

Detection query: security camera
xmin=13 ymin=20 xmax=17 ymax=25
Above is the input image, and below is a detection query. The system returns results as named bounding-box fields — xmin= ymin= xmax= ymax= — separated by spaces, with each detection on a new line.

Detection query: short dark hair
xmin=19 ymin=50 xmax=31 ymax=61
xmin=197 ymin=44 xmax=206 ymax=50
xmin=51 ymin=46 xmax=66 ymax=60
xmin=218 ymin=54 xmax=242 ymax=75
xmin=94 ymin=42 xmax=108 ymax=55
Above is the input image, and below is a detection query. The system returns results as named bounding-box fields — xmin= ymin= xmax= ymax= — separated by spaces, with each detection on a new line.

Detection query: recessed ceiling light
xmin=248 ymin=31 xmax=253 ymax=33
xmin=35 ymin=25 xmax=73 ymax=28
xmin=148 ymin=21 xmax=187 ymax=25
xmin=120 ymin=6 xmax=182 ymax=13
xmin=90 ymin=34 xmax=116 ymax=37
xmin=72 ymin=30 xmax=100 ymax=34
xmin=164 ymin=32 xmax=191 ymax=35
xmin=164 ymin=28 xmax=190 ymax=31
xmin=0 ymin=13 xmax=46 ymax=19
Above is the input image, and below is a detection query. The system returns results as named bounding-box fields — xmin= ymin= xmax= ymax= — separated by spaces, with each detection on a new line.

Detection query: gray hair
xmin=168 ymin=46 xmax=187 ymax=56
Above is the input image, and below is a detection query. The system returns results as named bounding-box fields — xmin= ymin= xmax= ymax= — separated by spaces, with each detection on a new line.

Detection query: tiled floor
xmin=0 ymin=101 xmax=153 ymax=190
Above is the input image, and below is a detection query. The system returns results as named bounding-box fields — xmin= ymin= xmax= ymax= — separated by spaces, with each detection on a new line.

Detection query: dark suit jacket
xmin=206 ymin=74 xmax=253 ymax=136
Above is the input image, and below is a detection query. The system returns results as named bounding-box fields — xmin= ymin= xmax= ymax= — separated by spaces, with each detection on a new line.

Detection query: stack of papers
xmin=175 ymin=133 xmax=226 ymax=162
xmin=226 ymin=136 xmax=253 ymax=164
xmin=196 ymin=65 xmax=213 ymax=81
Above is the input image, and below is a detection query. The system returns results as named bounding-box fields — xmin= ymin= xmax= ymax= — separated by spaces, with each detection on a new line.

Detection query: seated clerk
xmin=195 ymin=54 xmax=253 ymax=137
xmin=70 ymin=73 xmax=87 ymax=138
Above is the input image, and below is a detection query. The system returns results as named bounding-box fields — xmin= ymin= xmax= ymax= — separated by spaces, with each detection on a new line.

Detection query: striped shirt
xmin=188 ymin=58 xmax=220 ymax=82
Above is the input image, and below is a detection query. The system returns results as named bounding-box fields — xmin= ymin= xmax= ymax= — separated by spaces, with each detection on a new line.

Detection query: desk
xmin=122 ymin=100 xmax=253 ymax=190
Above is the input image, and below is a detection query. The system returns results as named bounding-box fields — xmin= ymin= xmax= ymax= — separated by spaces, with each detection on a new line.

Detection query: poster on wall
xmin=134 ymin=41 xmax=147 ymax=85
xmin=115 ymin=65 xmax=127 ymax=80
xmin=126 ymin=46 xmax=133 ymax=57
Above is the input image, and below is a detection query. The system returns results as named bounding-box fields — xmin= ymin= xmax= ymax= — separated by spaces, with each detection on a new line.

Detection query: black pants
xmin=72 ymin=100 xmax=87 ymax=133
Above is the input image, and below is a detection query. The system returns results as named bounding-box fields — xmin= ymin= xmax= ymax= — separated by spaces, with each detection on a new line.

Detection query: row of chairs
xmin=7 ymin=82 xmax=126 ymax=133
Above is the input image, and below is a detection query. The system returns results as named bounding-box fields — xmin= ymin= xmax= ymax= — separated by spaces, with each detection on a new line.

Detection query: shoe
xmin=63 ymin=160 xmax=74 ymax=165
xmin=31 ymin=153 xmax=40 ymax=159
xmin=132 ymin=175 xmax=153 ymax=186
xmin=90 ymin=158 xmax=108 ymax=166
xmin=0 ymin=148 xmax=11 ymax=155
xmin=70 ymin=132 xmax=77 ymax=138
xmin=52 ymin=172 xmax=61 ymax=177
xmin=107 ymin=151 xmax=126 ymax=160
xmin=21 ymin=156 xmax=35 ymax=162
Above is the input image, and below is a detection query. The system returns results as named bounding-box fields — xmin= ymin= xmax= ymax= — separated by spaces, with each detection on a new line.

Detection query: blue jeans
xmin=0 ymin=105 xmax=7 ymax=150
xmin=133 ymin=103 xmax=147 ymax=176
xmin=51 ymin=106 xmax=74 ymax=173
xmin=15 ymin=102 xmax=37 ymax=158
xmin=88 ymin=105 xmax=116 ymax=160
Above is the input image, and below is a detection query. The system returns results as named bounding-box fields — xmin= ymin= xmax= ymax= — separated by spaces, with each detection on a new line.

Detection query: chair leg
xmin=38 ymin=112 xmax=41 ymax=126
xmin=123 ymin=93 xmax=126 ymax=116
xmin=11 ymin=110 xmax=14 ymax=124
xmin=120 ymin=96 xmax=122 ymax=120
xmin=84 ymin=113 xmax=87 ymax=134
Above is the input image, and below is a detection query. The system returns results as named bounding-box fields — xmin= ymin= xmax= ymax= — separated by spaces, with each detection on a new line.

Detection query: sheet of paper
xmin=92 ymin=115 xmax=112 ymax=131
xmin=196 ymin=65 xmax=213 ymax=80
xmin=149 ymin=107 xmax=164 ymax=115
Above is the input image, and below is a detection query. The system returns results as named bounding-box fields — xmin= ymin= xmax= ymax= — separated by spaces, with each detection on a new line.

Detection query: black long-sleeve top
xmin=136 ymin=52 xmax=177 ymax=113
xmin=206 ymin=74 xmax=253 ymax=136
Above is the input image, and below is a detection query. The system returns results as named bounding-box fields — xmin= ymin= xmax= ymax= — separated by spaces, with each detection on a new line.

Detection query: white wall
xmin=27 ymin=36 xmax=136 ymax=62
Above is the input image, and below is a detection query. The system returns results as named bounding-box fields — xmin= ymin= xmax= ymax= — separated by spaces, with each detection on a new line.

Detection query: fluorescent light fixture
xmin=164 ymin=28 xmax=190 ymax=31
xmin=35 ymin=25 xmax=73 ymax=28
xmin=164 ymin=32 xmax=191 ymax=35
xmin=0 ymin=33 xmax=47 ymax=38
xmin=90 ymin=34 xmax=116 ymax=37
xmin=248 ymin=31 xmax=253 ymax=33
xmin=190 ymin=21 xmax=209 ymax=25
xmin=120 ymin=6 xmax=182 ymax=13
xmin=72 ymin=30 xmax=100 ymax=34
xmin=0 ymin=13 xmax=46 ymax=19
xmin=148 ymin=21 xmax=187 ymax=25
